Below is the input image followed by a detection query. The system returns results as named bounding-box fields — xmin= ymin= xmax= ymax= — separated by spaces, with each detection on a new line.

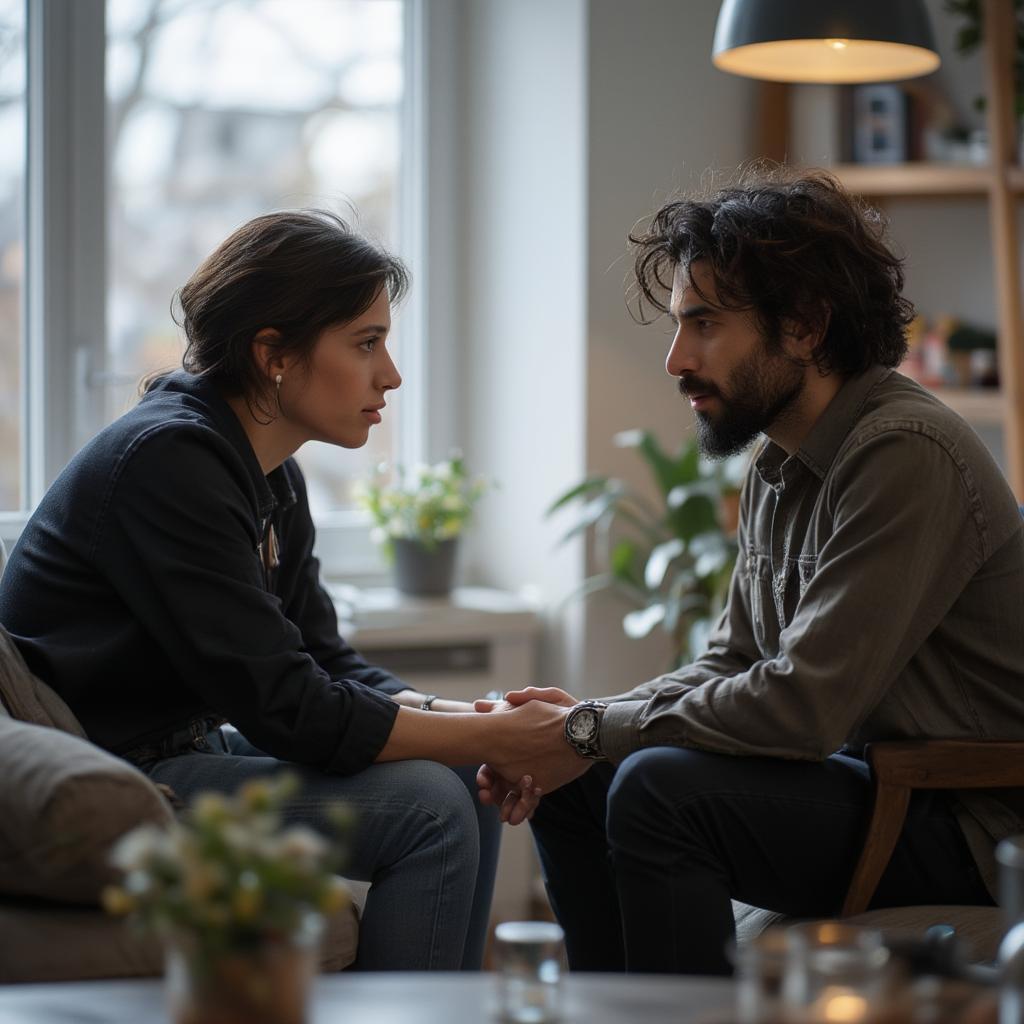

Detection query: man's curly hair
xmin=629 ymin=166 xmax=914 ymax=376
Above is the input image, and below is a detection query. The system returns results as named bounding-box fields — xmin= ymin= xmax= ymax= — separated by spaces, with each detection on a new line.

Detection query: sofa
xmin=0 ymin=624 xmax=359 ymax=983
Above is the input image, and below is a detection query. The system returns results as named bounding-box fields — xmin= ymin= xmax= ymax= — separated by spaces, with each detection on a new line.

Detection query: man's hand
xmin=474 ymin=686 xmax=589 ymax=813
xmin=485 ymin=698 xmax=593 ymax=798
xmin=476 ymin=765 xmax=542 ymax=825
xmin=501 ymin=685 xmax=579 ymax=709
xmin=473 ymin=696 xmax=543 ymax=824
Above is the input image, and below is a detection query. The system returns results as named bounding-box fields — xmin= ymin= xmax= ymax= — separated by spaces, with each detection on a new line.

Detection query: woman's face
xmin=283 ymin=288 xmax=401 ymax=449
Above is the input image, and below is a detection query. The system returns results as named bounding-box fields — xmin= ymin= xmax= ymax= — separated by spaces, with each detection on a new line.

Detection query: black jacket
xmin=0 ymin=371 xmax=403 ymax=773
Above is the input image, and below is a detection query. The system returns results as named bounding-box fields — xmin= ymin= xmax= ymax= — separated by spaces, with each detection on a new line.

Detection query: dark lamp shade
xmin=712 ymin=0 xmax=941 ymax=83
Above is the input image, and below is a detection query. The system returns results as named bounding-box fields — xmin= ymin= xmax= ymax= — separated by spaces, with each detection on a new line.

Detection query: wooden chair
xmin=841 ymin=739 xmax=1024 ymax=916
xmin=734 ymin=739 xmax=1024 ymax=962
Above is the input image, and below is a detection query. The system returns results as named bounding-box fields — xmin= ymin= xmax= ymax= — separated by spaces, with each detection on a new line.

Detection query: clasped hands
xmin=473 ymin=685 xmax=590 ymax=826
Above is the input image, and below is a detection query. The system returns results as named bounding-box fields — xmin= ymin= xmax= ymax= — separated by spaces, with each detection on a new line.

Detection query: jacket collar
xmin=142 ymin=371 xmax=296 ymax=518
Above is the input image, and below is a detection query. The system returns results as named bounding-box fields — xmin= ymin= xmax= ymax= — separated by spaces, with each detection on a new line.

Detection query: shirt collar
xmin=756 ymin=364 xmax=892 ymax=486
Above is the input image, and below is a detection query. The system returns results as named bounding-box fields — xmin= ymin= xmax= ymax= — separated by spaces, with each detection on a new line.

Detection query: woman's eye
xmin=360 ymin=338 xmax=378 ymax=352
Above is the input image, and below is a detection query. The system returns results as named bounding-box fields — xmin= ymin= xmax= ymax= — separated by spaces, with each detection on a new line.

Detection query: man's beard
xmin=680 ymin=342 xmax=805 ymax=459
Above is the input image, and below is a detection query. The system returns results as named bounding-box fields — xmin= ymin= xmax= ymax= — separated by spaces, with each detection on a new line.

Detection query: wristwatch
xmin=564 ymin=700 xmax=609 ymax=760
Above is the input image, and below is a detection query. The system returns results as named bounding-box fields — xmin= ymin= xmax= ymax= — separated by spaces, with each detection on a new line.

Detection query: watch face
xmin=568 ymin=708 xmax=598 ymax=744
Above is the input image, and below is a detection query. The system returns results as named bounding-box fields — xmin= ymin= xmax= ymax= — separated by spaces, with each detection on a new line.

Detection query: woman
xmin=0 ymin=210 xmax=552 ymax=970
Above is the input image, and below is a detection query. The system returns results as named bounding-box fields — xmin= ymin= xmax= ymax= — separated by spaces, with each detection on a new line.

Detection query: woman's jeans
xmin=140 ymin=728 xmax=500 ymax=971
xmin=530 ymin=747 xmax=994 ymax=975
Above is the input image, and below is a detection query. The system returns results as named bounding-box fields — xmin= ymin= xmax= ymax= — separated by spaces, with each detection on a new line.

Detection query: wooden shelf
xmin=830 ymin=164 xmax=992 ymax=197
xmin=931 ymin=386 xmax=1006 ymax=426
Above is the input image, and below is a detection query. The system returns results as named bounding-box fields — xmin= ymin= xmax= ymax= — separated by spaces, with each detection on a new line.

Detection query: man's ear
xmin=252 ymin=328 xmax=285 ymax=386
xmin=781 ymin=307 xmax=831 ymax=365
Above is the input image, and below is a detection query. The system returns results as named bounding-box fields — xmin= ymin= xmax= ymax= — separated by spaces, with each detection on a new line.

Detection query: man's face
xmin=666 ymin=261 xmax=805 ymax=458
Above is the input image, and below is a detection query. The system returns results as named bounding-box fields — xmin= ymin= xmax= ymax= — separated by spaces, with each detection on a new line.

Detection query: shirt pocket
xmin=782 ymin=555 xmax=819 ymax=624
xmin=746 ymin=551 xmax=777 ymax=656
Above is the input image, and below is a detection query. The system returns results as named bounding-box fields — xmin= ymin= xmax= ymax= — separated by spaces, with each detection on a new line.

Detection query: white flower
xmin=109 ymin=824 xmax=172 ymax=872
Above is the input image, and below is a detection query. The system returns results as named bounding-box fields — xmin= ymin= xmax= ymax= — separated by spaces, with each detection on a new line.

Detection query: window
xmin=107 ymin=0 xmax=404 ymax=515
xmin=1 ymin=0 xmax=456 ymax=577
xmin=0 ymin=1 xmax=24 ymax=512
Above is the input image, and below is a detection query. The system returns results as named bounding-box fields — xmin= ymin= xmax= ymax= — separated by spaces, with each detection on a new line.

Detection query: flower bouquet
xmin=103 ymin=773 xmax=352 ymax=1024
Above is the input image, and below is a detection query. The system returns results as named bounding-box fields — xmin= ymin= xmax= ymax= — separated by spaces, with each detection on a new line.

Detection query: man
xmin=482 ymin=169 xmax=1024 ymax=975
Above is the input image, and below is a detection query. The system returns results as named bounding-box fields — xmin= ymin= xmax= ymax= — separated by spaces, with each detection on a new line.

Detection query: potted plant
xmin=355 ymin=454 xmax=490 ymax=597
xmin=547 ymin=430 xmax=746 ymax=667
xmin=103 ymin=774 xmax=351 ymax=1024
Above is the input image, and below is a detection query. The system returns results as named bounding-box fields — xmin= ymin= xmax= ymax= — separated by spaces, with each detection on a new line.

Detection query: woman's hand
xmin=476 ymin=765 xmax=542 ymax=825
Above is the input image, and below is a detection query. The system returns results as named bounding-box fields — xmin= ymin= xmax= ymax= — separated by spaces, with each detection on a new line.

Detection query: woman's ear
xmin=252 ymin=328 xmax=285 ymax=386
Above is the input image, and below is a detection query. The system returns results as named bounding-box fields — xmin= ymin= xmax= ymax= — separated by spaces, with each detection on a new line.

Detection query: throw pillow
xmin=0 ymin=715 xmax=174 ymax=905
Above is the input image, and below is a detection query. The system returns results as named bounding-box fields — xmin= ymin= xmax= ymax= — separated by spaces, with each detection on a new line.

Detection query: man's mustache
xmin=678 ymin=375 xmax=720 ymax=399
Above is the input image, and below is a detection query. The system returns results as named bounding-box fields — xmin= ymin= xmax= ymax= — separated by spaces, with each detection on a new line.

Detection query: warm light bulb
xmin=826 ymin=38 xmax=849 ymax=50
xmin=819 ymin=991 xmax=869 ymax=1022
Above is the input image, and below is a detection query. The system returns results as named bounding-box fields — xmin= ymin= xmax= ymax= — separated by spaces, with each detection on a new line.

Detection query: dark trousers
xmin=529 ymin=747 xmax=994 ymax=975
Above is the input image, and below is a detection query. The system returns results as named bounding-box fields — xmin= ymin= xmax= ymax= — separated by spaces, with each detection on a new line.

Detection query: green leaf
xmin=668 ymin=492 xmax=717 ymax=540
xmin=545 ymin=476 xmax=611 ymax=516
xmin=687 ymin=618 xmax=713 ymax=659
xmin=689 ymin=531 xmax=731 ymax=578
xmin=610 ymin=540 xmax=641 ymax=584
xmin=644 ymin=538 xmax=685 ymax=589
xmin=667 ymin=480 xmax=719 ymax=508
xmin=552 ymin=572 xmax=616 ymax=610
xmin=555 ymin=487 xmax=623 ymax=546
xmin=623 ymin=603 xmax=666 ymax=639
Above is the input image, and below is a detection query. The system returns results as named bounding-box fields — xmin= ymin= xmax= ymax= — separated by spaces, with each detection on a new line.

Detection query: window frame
xmin=0 ymin=0 xmax=457 ymax=583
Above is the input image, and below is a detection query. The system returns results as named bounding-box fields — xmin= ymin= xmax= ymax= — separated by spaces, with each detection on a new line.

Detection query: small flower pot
xmin=392 ymin=538 xmax=458 ymax=597
xmin=163 ymin=914 xmax=322 ymax=1024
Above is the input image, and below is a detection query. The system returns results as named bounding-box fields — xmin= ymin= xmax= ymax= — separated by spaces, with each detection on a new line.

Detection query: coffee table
xmin=0 ymin=972 xmax=734 ymax=1023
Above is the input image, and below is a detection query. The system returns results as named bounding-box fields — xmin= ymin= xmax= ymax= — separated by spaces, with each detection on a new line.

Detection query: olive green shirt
xmin=599 ymin=365 xmax=1024 ymax=893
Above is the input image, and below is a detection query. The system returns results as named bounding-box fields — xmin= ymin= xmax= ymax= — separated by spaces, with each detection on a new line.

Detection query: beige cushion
xmin=0 ymin=715 xmax=174 ymax=904
xmin=0 ymin=626 xmax=88 ymax=735
xmin=0 ymin=895 xmax=359 ymax=982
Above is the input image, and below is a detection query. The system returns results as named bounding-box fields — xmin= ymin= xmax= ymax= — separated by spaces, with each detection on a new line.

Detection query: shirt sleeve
xmin=599 ymin=428 xmax=988 ymax=764
xmin=93 ymin=427 xmax=399 ymax=775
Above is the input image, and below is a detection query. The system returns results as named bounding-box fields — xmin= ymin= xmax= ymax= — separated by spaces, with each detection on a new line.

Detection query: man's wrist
xmin=564 ymin=700 xmax=609 ymax=760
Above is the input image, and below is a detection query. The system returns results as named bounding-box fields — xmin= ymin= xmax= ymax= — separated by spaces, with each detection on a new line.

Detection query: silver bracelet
xmin=420 ymin=694 xmax=439 ymax=711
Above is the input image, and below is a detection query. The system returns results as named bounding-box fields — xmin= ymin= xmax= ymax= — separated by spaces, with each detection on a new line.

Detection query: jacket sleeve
xmin=599 ymin=428 xmax=989 ymax=764
xmin=277 ymin=461 xmax=408 ymax=696
xmin=93 ymin=427 xmax=399 ymax=775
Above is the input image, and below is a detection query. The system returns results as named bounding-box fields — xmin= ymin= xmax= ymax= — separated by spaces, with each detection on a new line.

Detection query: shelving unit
xmin=764 ymin=0 xmax=1024 ymax=498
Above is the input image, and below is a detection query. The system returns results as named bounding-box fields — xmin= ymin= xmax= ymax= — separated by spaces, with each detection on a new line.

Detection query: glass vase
xmin=163 ymin=913 xmax=322 ymax=1024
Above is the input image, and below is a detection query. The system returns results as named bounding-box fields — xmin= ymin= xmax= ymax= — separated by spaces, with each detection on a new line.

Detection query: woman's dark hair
xmin=170 ymin=209 xmax=409 ymax=415
xmin=629 ymin=166 xmax=914 ymax=376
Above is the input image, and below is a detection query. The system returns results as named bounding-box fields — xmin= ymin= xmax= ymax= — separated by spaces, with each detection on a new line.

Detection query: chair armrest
xmin=868 ymin=740 xmax=1024 ymax=789
xmin=841 ymin=739 xmax=1024 ymax=918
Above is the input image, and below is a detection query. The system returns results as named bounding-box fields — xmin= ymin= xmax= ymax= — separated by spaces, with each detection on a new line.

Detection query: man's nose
xmin=665 ymin=328 xmax=699 ymax=378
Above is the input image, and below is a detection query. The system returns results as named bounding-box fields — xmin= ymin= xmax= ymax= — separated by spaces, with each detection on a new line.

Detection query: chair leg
xmin=841 ymin=782 xmax=911 ymax=917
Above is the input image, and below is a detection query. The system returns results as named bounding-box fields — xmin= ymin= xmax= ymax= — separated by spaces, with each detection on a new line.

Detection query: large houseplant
xmin=548 ymin=430 xmax=746 ymax=667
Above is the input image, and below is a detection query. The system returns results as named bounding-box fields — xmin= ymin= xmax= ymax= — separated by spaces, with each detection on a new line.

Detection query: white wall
xmin=458 ymin=0 xmax=590 ymax=690
xmin=457 ymin=0 xmax=755 ymax=695
xmin=578 ymin=0 xmax=754 ymax=694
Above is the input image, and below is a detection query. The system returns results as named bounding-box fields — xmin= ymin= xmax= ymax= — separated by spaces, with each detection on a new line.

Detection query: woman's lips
xmin=362 ymin=408 xmax=383 ymax=424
